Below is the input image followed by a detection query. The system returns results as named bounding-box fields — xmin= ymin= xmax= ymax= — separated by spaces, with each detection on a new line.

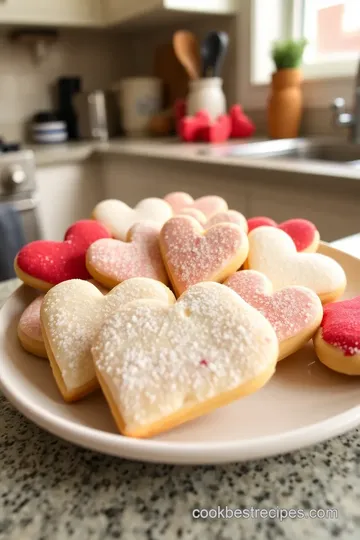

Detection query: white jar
xmin=187 ymin=78 xmax=226 ymax=121
xmin=113 ymin=77 xmax=162 ymax=136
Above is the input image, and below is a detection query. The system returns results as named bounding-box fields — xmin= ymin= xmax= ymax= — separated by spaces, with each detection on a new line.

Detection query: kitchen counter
xmin=1 ymin=236 xmax=360 ymax=540
xmin=31 ymin=137 xmax=360 ymax=184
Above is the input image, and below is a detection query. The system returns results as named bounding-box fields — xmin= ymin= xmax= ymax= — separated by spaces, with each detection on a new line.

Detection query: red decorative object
xmin=202 ymin=114 xmax=231 ymax=143
xmin=229 ymin=105 xmax=256 ymax=138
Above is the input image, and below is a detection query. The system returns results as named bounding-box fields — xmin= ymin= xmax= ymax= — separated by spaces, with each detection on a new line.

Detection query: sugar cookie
xmin=247 ymin=217 xmax=319 ymax=253
xmin=164 ymin=192 xmax=228 ymax=218
xmin=41 ymin=278 xmax=175 ymax=402
xmin=177 ymin=208 xmax=207 ymax=225
xmin=14 ymin=220 xmax=111 ymax=292
xmin=92 ymin=282 xmax=278 ymax=438
xmin=86 ymin=221 xmax=168 ymax=289
xmin=17 ymin=280 xmax=107 ymax=359
xmin=92 ymin=198 xmax=172 ymax=240
xmin=225 ymin=270 xmax=323 ymax=360
xmin=314 ymin=297 xmax=360 ymax=375
xmin=160 ymin=216 xmax=249 ymax=296
xmin=247 ymin=227 xmax=346 ymax=304
xmin=207 ymin=210 xmax=248 ymax=232
xmin=17 ymin=295 xmax=46 ymax=358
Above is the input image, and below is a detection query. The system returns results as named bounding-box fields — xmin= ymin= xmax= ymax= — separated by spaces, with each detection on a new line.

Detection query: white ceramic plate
xmin=1 ymin=244 xmax=360 ymax=465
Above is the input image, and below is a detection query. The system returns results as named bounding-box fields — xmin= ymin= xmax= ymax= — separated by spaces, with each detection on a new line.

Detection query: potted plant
xmin=267 ymin=39 xmax=307 ymax=139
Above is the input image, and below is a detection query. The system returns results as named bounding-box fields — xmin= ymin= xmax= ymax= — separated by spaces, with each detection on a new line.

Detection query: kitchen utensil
xmin=113 ymin=78 xmax=162 ymax=137
xmin=173 ymin=31 xmax=201 ymax=80
xmin=187 ymin=78 xmax=226 ymax=120
xmin=73 ymin=91 xmax=119 ymax=141
xmin=56 ymin=76 xmax=82 ymax=140
xmin=154 ymin=43 xmax=189 ymax=108
xmin=201 ymin=31 xmax=229 ymax=78
xmin=2 ymin=244 xmax=360 ymax=464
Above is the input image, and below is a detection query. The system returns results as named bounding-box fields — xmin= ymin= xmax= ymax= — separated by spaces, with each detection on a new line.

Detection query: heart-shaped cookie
xmin=15 ymin=220 xmax=111 ymax=291
xmin=92 ymin=282 xmax=278 ymax=438
xmin=247 ymin=227 xmax=346 ymax=304
xmin=225 ymin=270 xmax=323 ymax=360
xmin=178 ymin=208 xmax=207 ymax=225
xmin=314 ymin=297 xmax=360 ymax=375
xmin=17 ymin=295 xmax=46 ymax=358
xmin=18 ymin=280 xmax=107 ymax=359
xmin=41 ymin=278 xmax=175 ymax=402
xmin=247 ymin=217 xmax=319 ymax=252
xmin=160 ymin=216 xmax=249 ymax=296
xmin=92 ymin=198 xmax=173 ymax=240
xmin=86 ymin=221 xmax=168 ymax=288
xmin=207 ymin=210 xmax=248 ymax=232
xmin=164 ymin=192 xmax=228 ymax=218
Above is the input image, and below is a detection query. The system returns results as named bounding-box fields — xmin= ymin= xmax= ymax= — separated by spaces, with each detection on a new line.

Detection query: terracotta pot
xmin=267 ymin=68 xmax=303 ymax=139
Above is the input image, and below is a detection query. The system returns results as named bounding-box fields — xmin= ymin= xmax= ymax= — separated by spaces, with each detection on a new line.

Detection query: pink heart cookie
xmin=164 ymin=192 xmax=228 ymax=219
xmin=247 ymin=217 xmax=319 ymax=253
xmin=314 ymin=296 xmax=360 ymax=375
xmin=87 ymin=221 xmax=168 ymax=289
xmin=17 ymin=295 xmax=46 ymax=358
xmin=207 ymin=210 xmax=248 ymax=232
xmin=177 ymin=208 xmax=207 ymax=225
xmin=160 ymin=215 xmax=249 ymax=296
xmin=225 ymin=270 xmax=323 ymax=360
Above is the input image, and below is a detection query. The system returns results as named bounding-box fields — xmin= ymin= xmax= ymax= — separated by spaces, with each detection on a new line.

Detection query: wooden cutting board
xmin=154 ymin=43 xmax=189 ymax=109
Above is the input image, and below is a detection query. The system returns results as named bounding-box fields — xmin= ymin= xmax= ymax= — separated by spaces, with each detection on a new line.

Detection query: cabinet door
xmin=0 ymin=0 xmax=101 ymax=26
xmin=102 ymin=155 xmax=250 ymax=216
xmin=36 ymin=162 xmax=103 ymax=241
xmin=249 ymin=183 xmax=360 ymax=242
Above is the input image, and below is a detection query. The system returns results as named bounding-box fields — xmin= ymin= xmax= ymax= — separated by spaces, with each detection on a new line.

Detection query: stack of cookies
xmin=15 ymin=191 xmax=357 ymax=439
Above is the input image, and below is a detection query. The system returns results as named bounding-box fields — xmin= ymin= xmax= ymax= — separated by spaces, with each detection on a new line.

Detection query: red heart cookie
xmin=314 ymin=296 xmax=360 ymax=375
xmin=247 ymin=217 xmax=319 ymax=253
xmin=160 ymin=215 xmax=249 ymax=296
xmin=15 ymin=220 xmax=111 ymax=291
xmin=86 ymin=221 xmax=168 ymax=289
xmin=225 ymin=270 xmax=323 ymax=360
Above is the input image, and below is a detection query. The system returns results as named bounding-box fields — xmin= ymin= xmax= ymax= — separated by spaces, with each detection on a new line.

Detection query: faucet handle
xmin=331 ymin=97 xmax=346 ymax=112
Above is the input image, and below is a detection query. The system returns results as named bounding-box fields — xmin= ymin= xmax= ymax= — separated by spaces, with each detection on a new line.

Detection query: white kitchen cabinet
xmin=104 ymin=0 xmax=239 ymax=27
xmin=248 ymin=182 xmax=360 ymax=242
xmin=0 ymin=0 xmax=102 ymax=27
xmin=36 ymin=161 xmax=103 ymax=241
xmin=101 ymin=154 xmax=250 ymax=214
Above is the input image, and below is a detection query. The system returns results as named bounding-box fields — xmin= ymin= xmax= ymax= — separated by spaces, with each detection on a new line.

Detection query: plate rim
xmin=1 ymin=244 xmax=360 ymax=464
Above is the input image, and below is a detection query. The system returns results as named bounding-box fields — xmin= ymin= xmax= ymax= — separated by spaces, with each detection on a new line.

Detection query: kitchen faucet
xmin=331 ymin=57 xmax=360 ymax=144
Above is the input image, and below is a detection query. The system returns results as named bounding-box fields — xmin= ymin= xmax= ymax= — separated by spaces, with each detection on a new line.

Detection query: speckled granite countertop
xmin=1 ymin=239 xmax=360 ymax=540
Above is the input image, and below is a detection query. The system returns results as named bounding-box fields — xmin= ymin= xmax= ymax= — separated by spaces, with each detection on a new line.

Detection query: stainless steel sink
xmin=201 ymin=138 xmax=360 ymax=166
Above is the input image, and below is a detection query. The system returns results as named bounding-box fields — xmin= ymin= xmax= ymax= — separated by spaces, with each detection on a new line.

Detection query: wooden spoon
xmin=173 ymin=30 xmax=201 ymax=80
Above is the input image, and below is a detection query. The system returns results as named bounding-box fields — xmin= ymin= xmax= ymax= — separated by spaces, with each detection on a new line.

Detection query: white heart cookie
xmin=41 ymin=278 xmax=175 ymax=402
xmin=92 ymin=198 xmax=173 ymax=240
xmin=92 ymin=282 xmax=278 ymax=438
xmin=247 ymin=227 xmax=346 ymax=304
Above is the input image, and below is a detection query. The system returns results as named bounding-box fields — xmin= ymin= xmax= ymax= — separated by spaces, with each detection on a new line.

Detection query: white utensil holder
xmin=186 ymin=78 xmax=226 ymax=120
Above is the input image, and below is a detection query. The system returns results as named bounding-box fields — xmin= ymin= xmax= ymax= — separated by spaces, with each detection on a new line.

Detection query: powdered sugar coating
xmin=87 ymin=221 xmax=168 ymax=285
xmin=93 ymin=198 xmax=173 ymax=240
xmin=160 ymin=216 xmax=249 ymax=295
xmin=248 ymin=227 xmax=346 ymax=295
xmin=247 ymin=217 xmax=318 ymax=252
xmin=225 ymin=270 xmax=322 ymax=342
xmin=16 ymin=220 xmax=111 ymax=285
xmin=41 ymin=278 xmax=175 ymax=391
xmin=321 ymin=296 xmax=360 ymax=356
xmin=207 ymin=210 xmax=248 ymax=232
xmin=92 ymin=282 xmax=278 ymax=431
xmin=164 ymin=192 xmax=228 ymax=219
xmin=18 ymin=295 xmax=44 ymax=342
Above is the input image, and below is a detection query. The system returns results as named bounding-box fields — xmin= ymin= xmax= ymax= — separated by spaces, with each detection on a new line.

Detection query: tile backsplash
xmin=0 ymin=16 xmax=237 ymax=142
xmin=0 ymin=28 xmax=127 ymax=141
